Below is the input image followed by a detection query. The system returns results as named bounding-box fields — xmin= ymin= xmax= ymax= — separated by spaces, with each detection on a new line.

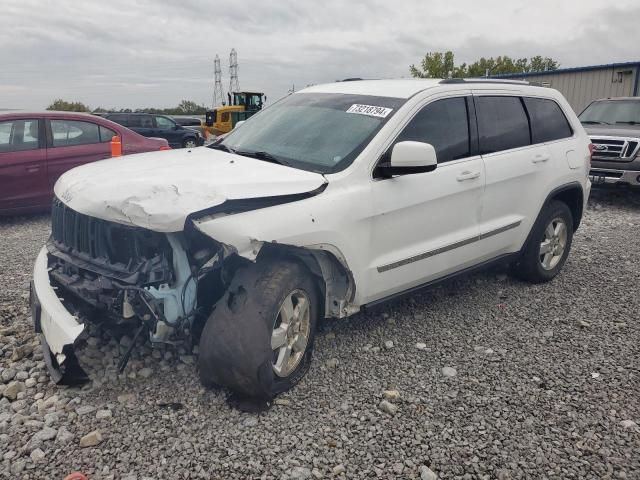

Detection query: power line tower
xmin=229 ymin=48 xmax=239 ymax=95
xmin=213 ymin=55 xmax=224 ymax=106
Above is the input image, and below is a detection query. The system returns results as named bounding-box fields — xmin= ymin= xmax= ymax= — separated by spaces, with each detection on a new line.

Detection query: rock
xmin=543 ymin=330 xmax=553 ymax=338
xmin=3 ymin=380 xmax=25 ymax=401
xmin=274 ymin=398 xmax=291 ymax=406
xmin=117 ymin=393 xmax=136 ymax=404
xmin=442 ymin=367 xmax=457 ymax=377
xmin=56 ymin=426 xmax=74 ymax=444
xmin=289 ymin=466 xmax=312 ymax=479
xmin=620 ymin=420 xmax=638 ymax=429
xmin=384 ymin=340 xmax=394 ymax=349
xmin=379 ymin=400 xmax=398 ymax=415
xmin=324 ymin=332 xmax=336 ymax=340
xmin=30 ymin=448 xmax=45 ymax=462
xmin=31 ymin=426 xmax=58 ymax=446
xmin=371 ymin=347 xmax=380 ymax=354
xmin=11 ymin=344 xmax=34 ymax=361
xmin=325 ymin=358 xmax=339 ymax=369
xmin=44 ymin=412 xmax=59 ymax=426
xmin=311 ymin=468 xmax=323 ymax=479
xmin=382 ymin=390 xmax=401 ymax=401
xmin=242 ymin=416 xmax=258 ymax=427
xmin=1 ymin=367 xmax=17 ymax=382
xmin=179 ymin=355 xmax=195 ymax=365
xmin=138 ymin=368 xmax=153 ymax=378
xmin=79 ymin=429 xmax=103 ymax=447
xmin=332 ymin=464 xmax=346 ymax=475
xmin=76 ymin=405 xmax=96 ymax=416
xmin=416 ymin=342 xmax=427 ymax=350
xmin=96 ymin=409 xmax=112 ymax=420
xmin=15 ymin=371 xmax=28 ymax=381
xmin=591 ymin=372 xmax=600 ymax=379
xmin=420 ymin=465 xmax=438 ymax=480
xmin=578 ymin=320 xmax=591 ymax=328
xmin=25 ymin=378 xmax=36 ymax=388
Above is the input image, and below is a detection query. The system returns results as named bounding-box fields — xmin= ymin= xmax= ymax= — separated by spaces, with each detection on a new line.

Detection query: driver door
xmin=365 ymin=95 xmax=485 ymax=302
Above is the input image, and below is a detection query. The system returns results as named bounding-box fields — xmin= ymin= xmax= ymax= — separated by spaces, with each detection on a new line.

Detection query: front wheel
xmin=510 ymin=200 xmax=574 ymax=283
xmin=198 ymin=260 xmax=320 ymax=399
xmin=182 ymin=138 xmax=197 ymax=149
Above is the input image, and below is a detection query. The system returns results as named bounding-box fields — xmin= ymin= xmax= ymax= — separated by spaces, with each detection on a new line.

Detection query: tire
xmin=182 ymin=138 xmax=197 ymax=149
xmin=510 ymin=200 xmax=574 ymax=283
xmin=198 ymin=260 xmax=320 ymax=399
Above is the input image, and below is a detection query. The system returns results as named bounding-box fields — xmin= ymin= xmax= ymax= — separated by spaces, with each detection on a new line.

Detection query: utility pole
xmin=213 ymin=55 xmax=224 ymax=107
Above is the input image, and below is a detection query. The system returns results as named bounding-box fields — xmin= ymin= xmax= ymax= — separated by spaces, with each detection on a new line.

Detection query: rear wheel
xmin=182 ymin=138 xmax=197 ymax=149
xmin=510 ymin=200 xmax=573 ymax=283
xmin=198 ymin=260 xmax=319 ymax=399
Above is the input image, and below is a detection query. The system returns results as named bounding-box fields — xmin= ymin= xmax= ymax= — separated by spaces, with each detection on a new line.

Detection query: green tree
xmin=410 ymin=52 xmax=560 ymax=78
xmin=46 ymin=99 xmax=91 ymax=112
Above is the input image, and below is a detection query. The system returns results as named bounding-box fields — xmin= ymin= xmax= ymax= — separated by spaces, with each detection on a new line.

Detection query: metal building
xmin=493 ymin=61 xmax=640 ymax=113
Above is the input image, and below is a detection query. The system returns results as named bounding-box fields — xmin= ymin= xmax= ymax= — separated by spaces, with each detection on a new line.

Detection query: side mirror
xmin=234 ymin=120 xmax=246 ymax=129
xmin=376 ymin=141 xmax=438 ymax=178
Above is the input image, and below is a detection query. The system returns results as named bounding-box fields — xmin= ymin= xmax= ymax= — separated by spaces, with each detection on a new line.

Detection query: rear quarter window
xmin=475 ymin=96 xmax=531 ymax=154
xmin=107 ymin=114 xmax=128 ymax=126
xmin=524 ymin=97 xmax=573 ymax=143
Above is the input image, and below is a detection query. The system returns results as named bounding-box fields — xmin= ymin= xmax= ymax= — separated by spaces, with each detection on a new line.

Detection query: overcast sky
xmin=1 ymin=0 xmax=639 ymax=110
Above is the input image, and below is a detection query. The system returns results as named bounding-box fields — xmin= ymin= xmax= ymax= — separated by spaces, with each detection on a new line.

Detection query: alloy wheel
xmin=271 ymin=289 xmax=311 ymax=377
xmin=539 ymin=217 xmax=568 ymax=270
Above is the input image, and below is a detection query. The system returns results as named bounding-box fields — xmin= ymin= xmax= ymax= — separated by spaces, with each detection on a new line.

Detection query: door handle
xmin=456 ymin=170 xmax=481 ymax=181
xmin=532 ymin=154 xmax=550 ymax=163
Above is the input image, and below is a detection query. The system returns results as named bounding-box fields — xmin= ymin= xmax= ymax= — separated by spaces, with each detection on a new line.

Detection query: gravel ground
xmin=1 ymin=188 xmax=639 ymax=480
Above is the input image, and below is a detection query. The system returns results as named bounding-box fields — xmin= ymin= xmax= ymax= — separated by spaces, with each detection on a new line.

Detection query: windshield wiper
xmin=615 ymin=121 xmax=639 ymax=125
xmin=234 ymin=150 xmax=290 ymax=166
xmin=208 ymin=143 xmax=236 ymax=153
xmin=581 ymin=120 xmax=611 ymax=125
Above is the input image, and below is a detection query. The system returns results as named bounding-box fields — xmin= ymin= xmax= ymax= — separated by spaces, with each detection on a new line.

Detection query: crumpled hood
xmin=55 ymin=147 xmax=327 ymax=232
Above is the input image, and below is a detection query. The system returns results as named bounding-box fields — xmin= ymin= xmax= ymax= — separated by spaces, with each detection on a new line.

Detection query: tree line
xmin=410 ymin=51 xmax=559 ymax=78
xmin=46 ymin=99 xmax=208 ymax=116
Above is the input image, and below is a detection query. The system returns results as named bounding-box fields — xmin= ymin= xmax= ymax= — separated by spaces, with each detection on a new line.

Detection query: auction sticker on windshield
xmin=346 ymin=104 xmax=393 ymax=118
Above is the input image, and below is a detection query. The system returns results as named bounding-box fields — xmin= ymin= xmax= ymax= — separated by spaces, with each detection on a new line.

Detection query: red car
xmin=0 ymin=111 xmax=169 ymax=215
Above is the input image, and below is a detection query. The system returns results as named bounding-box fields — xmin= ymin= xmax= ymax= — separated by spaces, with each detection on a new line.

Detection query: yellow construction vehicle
xmin=204 ymin=91 xmax=266 ymax=136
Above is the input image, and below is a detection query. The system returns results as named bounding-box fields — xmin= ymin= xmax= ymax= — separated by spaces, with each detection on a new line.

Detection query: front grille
xmin=590 ymin=137 xmax=640 ymax=162
xmin=50 ymin=197 xmax=171 ymax=273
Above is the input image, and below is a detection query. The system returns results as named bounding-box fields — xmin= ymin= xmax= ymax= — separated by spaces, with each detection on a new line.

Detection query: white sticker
xmin=346 ymin=104 xmax=393 ymax=118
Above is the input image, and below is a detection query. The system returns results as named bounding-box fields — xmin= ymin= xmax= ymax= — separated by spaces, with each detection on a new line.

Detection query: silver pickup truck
xmin=580 ymin=97 xmax=640 ymax=187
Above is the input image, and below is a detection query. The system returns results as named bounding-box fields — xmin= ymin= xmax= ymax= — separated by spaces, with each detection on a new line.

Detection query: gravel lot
xmin=1 ymin=188 xmax=639 ymax=479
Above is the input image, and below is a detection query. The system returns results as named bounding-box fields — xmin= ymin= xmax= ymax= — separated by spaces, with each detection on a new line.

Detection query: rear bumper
xmin=590 ymin=168 xmax=640 ymax=186
xmin=31 ymin=247 xmax=87 ymax=382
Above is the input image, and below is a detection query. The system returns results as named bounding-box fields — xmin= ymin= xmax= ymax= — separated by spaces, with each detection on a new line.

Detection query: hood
xmin=584 ymin=124 xmax=640 ymax=138
xmin=55 ymin=147 xmax=327 ymax=232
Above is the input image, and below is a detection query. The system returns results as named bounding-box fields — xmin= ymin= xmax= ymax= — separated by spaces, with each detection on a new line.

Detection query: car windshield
xmin=579 ymin=100 xmax=640 ymax=125
xmin=212 ymin=92 xmax=405 ymax=173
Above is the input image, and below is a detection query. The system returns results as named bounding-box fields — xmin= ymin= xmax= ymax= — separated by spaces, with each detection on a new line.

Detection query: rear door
xmin=129 ymin=115 xmax=156 ymax=138
xmin=473 ymin=93 xmax=551 ymax=257
xmin=0 ymin=118 xmax=48 ymax=211
xmin=45 ymin=118 xmax=112 ymax=191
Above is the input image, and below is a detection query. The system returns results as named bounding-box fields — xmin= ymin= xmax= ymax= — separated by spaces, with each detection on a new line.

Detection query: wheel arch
xmin=545 ymin=182 xmax=584 ymax=231
xmin=256 ymin=243 xmax=356 ymax=319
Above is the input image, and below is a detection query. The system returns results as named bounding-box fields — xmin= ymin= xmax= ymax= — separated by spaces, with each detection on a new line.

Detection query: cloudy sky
xmin=1 ymin=0 xmax=639 ymax=110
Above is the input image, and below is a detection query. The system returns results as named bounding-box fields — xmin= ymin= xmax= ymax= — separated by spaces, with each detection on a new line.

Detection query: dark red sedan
xmin=0 ymin=111 xmax=169 ymax=215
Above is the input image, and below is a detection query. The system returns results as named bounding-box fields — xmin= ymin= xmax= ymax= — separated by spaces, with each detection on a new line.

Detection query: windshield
xmin=579 ymin=100 xmax=640 ymax=125
xmin=212 ymin=92 xmax=405 ymax=173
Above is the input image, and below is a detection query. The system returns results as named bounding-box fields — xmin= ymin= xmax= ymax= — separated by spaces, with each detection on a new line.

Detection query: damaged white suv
xmin=31 ymin=79 xmax=591 ymax=398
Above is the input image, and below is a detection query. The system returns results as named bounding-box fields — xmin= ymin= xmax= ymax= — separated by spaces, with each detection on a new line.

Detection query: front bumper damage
xmin=31 ymin=248 xmax=88 ymax=383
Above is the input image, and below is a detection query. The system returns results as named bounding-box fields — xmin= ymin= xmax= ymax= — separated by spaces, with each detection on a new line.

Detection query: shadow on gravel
xmin=589 ymin=185 xmax=640 ymax=210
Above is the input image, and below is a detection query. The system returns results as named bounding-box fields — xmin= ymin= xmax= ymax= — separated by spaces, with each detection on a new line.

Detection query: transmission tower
xmin=229 ymin=48 xmax=239 ymax=95
xmin=213 ymin=55 xmax=224 ymax=106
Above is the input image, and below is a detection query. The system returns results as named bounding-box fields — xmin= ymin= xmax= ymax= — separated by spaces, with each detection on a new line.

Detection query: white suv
xmin=31 ymin=79 xmax=591 ymax=398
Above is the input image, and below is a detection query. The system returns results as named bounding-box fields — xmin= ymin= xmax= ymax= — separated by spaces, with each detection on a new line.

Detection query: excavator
xmin=204 ymin=91 xmax=266 ymax=137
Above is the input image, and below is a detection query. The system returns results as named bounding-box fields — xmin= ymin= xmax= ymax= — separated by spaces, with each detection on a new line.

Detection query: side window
xmin=221 ymin=112 xmax=230 ymax=123
xmin=475 ymin=96 xmax=531 ymax=154
xmin=50 ymin=120 xmax=100 ymax=147
xmin=155 ymin=116 xmax=175 ymax=129
xmin=0 ymin=120 xmax=40 ymax=152
xmin=99 ymin=126 xmax=117 ymax=143
xmin=524 ymin=97 xmax=573 ymax=143
xmin=393 ymin=97 xmax=470 ymax=162
xmin=107 ymin=114 xmax=128 ymax=126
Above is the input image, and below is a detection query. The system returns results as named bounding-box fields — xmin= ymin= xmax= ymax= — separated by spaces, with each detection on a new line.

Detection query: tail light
xmin=159 ymin=146 xmax=171 ymax=151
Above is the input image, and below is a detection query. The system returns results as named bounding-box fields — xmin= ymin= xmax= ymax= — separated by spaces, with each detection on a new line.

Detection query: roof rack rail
xmin=439 ymin=78 xmax=531 ymax=85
